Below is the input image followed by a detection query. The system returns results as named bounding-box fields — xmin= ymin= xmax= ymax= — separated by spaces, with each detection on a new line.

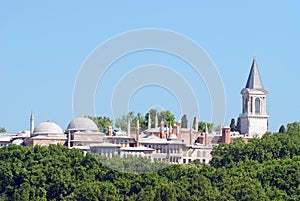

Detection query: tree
xmin=115 ymin=115 xmax=128 ymax=131
xmin=88 ymin=116 xmax=112 ymax=133
xmin=144 ymin=109 xmax=175 ymax=128
xmin=287 ymin=122 xmax=300 ymax=133
xmin=145 ymin=109 xmax=158 ymax=129
xmin=0 ymin=127 xmax=6 ymax=133
xmin=236 ymin=117 xmax=241 ymax=133
xmin=115 ymin=112 xmax=146 ymax=132
xmin=198 ymin=122 xmax=213 ymax=133
xmin=278 ymin=125 xmax=286 ymax=133
xmin=159 ymin=110 xmax=175 ymax=127
xmin=229 ymin=118 xmax=236 ymax=132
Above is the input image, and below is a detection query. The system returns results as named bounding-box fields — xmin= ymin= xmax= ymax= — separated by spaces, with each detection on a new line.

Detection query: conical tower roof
xmin=245 ymin=57 xmax=264 ymax=89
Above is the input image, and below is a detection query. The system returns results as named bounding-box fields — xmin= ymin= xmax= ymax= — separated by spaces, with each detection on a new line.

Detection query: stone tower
xmin=239 ymin=57 xmax=268 ymax=137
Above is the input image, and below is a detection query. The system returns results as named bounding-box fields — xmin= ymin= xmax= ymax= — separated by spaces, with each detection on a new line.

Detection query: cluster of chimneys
xmin=106 ymin=113 xmax=232 ymax=146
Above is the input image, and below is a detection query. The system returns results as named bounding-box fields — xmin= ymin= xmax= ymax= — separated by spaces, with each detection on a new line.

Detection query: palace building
xmin=0 ymin=57 xmax=269 ymax=164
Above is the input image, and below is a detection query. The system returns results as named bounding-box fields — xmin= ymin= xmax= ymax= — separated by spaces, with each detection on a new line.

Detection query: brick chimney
xmin=108 ymin=126 xmax=113 ymax=136
xmin=204 ymin=123 xmax=208 ymax=146
xmin=177 ymin=121 xmax=182 ymax=141
xmin=222 ymin=126 xmax=231 ymax=144
xmin=189 ymin=126 xmax=193 ymax=145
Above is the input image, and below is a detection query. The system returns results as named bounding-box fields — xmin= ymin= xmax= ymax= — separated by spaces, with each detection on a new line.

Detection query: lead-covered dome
xmin=67 ymin=117 xmax=98 ymax=131
xmin=33 ymin=121 xmax=63 ymax=134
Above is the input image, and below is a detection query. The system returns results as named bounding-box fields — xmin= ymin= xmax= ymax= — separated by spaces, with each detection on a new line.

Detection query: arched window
xmin=255 ymin=98 xmax=261 ymax=114
xmin=244 ymin=98 xmax=248 ymax=113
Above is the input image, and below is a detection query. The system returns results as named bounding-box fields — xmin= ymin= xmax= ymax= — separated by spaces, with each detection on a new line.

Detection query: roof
xmin=139 ymin=135 xmax=168 ymax=144
xmin=67 ymin=117 xmax=98 ymax=132
xmin=245 ymin=57 xmax=264 ymax=89
xmin=33 ymin=121 xmax=64 ymax=134
xmin=167 ymin=134 xmax=178 ymax=140
xmin=0 ymin=136 xmax=13 ymax=142
xmin=120 ymin=146 xmax=155 ymax=152
xmin=90 ymin=142 xmax=120 ymax=147
xmin=29 ymin=135 xmax=67 ymax=140
xmin=144 ymin=128 xmax=160 ymax=133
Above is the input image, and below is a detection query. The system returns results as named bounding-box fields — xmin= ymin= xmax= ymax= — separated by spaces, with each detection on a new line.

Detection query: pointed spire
xmin=245 ymin=56 xmax=264 ymax=89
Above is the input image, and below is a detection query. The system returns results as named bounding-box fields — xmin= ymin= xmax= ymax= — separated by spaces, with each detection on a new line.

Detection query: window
xmin=250 ymin=97 xmax=253 ymax=113
xmin=255 ymin=98 xmax=260 ymax=114
xmin=244 ymin=98 xmax=248 ymax=113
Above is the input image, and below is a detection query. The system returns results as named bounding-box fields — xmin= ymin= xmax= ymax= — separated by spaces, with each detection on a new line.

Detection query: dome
xmin=33 ymin=121 xmax=63 ymax=134
xmin=67 ymin=117 xmax=98 ymax=131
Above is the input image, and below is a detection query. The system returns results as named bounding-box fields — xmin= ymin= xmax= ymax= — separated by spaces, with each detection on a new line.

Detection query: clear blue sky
xmin=1 ymin=1 xmax=299 ymax=133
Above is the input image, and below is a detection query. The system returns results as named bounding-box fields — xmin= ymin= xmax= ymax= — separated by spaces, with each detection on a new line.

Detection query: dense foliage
xmin=115 ymin=110 xmax=176 ymax=132
xmin=88 ymin=116 xmax=112 ymax=133
xmin=0 ymin=122 xmax=299 ymax=200
xmin=0 ymin=127 xmax=6 ymax=133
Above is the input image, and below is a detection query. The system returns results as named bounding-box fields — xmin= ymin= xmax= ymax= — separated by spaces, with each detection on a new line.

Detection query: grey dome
xmin=67 ymin=117 xmax=98 ymax=131
xmin=33 ymin=121 xmax=63 ymax=134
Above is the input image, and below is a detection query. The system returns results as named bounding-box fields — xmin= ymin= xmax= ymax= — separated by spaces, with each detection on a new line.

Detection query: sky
xmin=0 ymin=1 xmax=299 ymax=133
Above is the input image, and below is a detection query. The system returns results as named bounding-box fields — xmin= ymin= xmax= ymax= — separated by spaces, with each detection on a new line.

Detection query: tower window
xmin=255 ymin=98 xmax=260 ymax=114
xmin=250 ymin=97 xmax=253 ymax=113
xmin=244 ymin=98 xmax=248 ymax=113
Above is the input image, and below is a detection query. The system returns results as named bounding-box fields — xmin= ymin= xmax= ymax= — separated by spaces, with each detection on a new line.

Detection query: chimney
xmin=155 ymin=112 xmax=158 ymax=129
xmin=136 ymin=116 xmax=140 ymax=147
xmin=160 ymin=120 xmax=165 ymax=138
xmin=148 ymin=112 xmax=151 ymax=130
xmin=177 ymin=121 xmax=182 ymax=141
xmin=168 ymin=124 xmax=172 ymax=138
xmin=205 ymin=123 xmax=208 ymax=146
xmin=172 ymin=124 xmax=177 ymax=134
xmin=222 ymin=126 xmax=231 ymax=144
xmin=67 ymin=130 xmax=71 ymax=148
xmin=189 ymin=126 xmax=193 ymax=145
xmin=108 ymin=126 xmax=113 ymax=136
xmin=127 ymin=113 xmax=131 ymax=137
xmin=193 ymin=117 xmax=198 ymax=132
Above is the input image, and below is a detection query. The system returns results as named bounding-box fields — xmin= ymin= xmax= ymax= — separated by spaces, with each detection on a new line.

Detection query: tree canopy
xmin=88 ymin=116 xmax=112 ymax=133
xmin=0 ymin=122 xmax=300 ymax=200
xmin=0 ymin=127 xmax=6 ymax=133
